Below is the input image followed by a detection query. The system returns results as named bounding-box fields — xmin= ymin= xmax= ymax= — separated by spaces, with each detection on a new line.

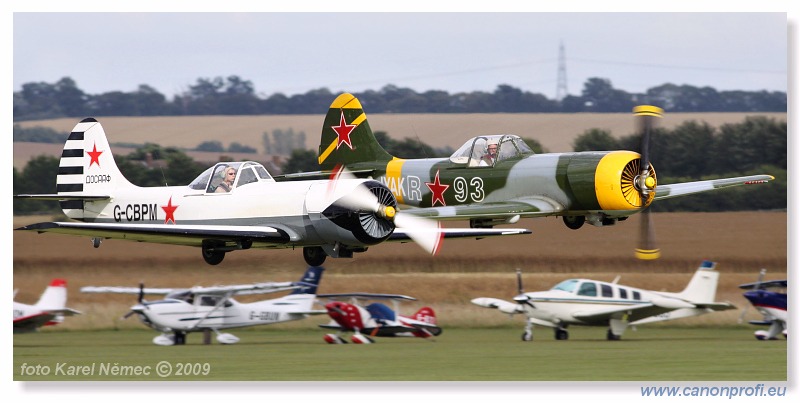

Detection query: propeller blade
xmin=122 ymin=310 xmax=136 ymax=319
xmin=394 ymin=212 xmax=444 ymax=255
xmin=326 ymin=164 xmax=383 ymax=213
xmin=516 ymin=268 xmax=524 ymax=295
xmin=635 ymin=207 xmax=660 ymax=260
xmin=138 ymin=282 xmax=145 ymax=304
xmin=633 ymin=106 xmax=663 ymax=260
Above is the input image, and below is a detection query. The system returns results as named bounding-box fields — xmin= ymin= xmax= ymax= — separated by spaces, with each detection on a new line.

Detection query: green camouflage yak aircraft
xmin=280 ymin=93 xmax=773 ymax=260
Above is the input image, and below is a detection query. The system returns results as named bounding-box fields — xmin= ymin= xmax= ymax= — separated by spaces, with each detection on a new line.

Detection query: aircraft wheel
xmin=555 ymin=328 xmax=569 ymax=340
xmin=303 ymin=246 xmax=327 ymax=266
xmin=606 ymin=329 xmax=621 ymax=341
xmin=521 ymin=331 xmax=533 ymax=342
xmin=174 ymin=332 xmax=187 ymax=345
xmin=563 ymin=215 xmax=585 ymax=230
xmin=202 ymin=248 xmax=225 ymax=265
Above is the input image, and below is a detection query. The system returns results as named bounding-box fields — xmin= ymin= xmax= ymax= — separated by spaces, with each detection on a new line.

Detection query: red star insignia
xmin=332 ymin=110 xmax=356 ymax=150
xmin=87 ymin=143 xmax=103 ymax=168
xmin=425 ymin=170 xmax=450 ymax=207
xmin=161 ymin=196 xmax=179 ymax=224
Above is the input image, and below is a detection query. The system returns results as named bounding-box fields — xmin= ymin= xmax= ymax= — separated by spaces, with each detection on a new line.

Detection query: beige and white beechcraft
xmin=15 ymin=118 xmax=530 ymax=266
xmin=473 ymin=260 xmax=735 ymax=341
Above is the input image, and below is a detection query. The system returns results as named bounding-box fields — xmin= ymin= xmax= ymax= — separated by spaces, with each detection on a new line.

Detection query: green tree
xmin=282 ymin=149 xmax=319 ymax=174
xmin=572 ymin=129 xmax=620 ymax=151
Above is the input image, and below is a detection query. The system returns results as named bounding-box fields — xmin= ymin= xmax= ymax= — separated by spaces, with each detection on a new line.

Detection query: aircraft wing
xmin=14 ymin=312 xmax=58 ymax=332
xmin=81 ymin=286 xmax=177 ymax=295
xmin=471 ymin=297 xmax=525 ymax=315
xmin=655 ymin=175 xmax=774 ymax=200
xmin=192 ymin=282 xmax=297 ymax=296
xmin=317 ymin=293 xmax=417 ymax=301
xmin=397 ymin=198 xmax=563 ymax=221
xmin=739 ymin=280 xmax=787 ymax=290
xmin=694 ymin=302 xmax=737 ymax=311
xmin=571 ymin=303 xmax=670 ymax=325
xmin=389 ymin=227 xmax=531 ymax=243
xmin=16 ymin=222 xmax=291 ymax=247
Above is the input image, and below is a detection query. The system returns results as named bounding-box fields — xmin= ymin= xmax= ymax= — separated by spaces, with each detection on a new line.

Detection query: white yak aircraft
xmin=472 ymin=260 xmax=735 ymax=341
xmin=14 ymin=118 xmax=530 ymax=266
xmin=14 ymin=279 xmax=81 ymax=333
xmin=81 ymin=266 xmax=328 ymax=346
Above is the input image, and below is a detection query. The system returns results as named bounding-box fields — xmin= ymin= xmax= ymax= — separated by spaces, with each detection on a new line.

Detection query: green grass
xmin=14 ymin=326 xmax=786 ymax=381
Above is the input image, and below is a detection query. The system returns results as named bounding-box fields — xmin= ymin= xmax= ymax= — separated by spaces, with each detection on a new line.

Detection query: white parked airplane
xmin=81 ymin=266 xmax=328 ymax=345
xmin=472 ymin=260 xmax=735 ymax=341
xmin=14 ymin=279 xmax=81 ymax=333
xmin=14 ymin=118 xmax=529 ymax=266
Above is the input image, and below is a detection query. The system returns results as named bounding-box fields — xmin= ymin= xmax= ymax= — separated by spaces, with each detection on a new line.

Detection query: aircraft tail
xmin=35 ymin=279 xmax=69 ymax=311
xmin=317 ymin=93 xmax=395 ymax=170
xmin=290 ymin=266 xmax=326 ymax=295
xmin=675 ymin=260 xmax=721 ymax=303
xmin=56 ymin=118 xmax=136 ymax=218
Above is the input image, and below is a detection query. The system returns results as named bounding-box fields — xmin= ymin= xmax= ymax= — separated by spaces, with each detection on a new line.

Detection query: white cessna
xmin=81 ymin=266 xmax=327 ymax=346
xmin=473 ymin=260 xmax=735 ymax=341
xmin=14 ymin=118 xmax=530 ymax=266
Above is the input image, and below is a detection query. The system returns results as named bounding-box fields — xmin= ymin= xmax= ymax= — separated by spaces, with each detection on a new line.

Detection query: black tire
xmin=202 ymin=248 xmax=225 ymax=265
xmin=606 ymin=329 xmax=621 ymax=341
xmin=303 ymin=246 xmax=327 ymax=266
xmin=555 ymin=329 xmax=569 ymax=340
xmin=522 ymin=332 xmax=533 ymax=342
xmin=563 ymin=215 xmax=585 ymax=230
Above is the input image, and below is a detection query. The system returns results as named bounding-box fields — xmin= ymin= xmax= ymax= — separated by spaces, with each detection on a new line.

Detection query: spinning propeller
xmin=633 ymin=106 xmax=663 ymax=260
xmin=122 ymin=282 xmax=146 ymax=319
xmin=327 ymin=164 xmax=444 ymax=255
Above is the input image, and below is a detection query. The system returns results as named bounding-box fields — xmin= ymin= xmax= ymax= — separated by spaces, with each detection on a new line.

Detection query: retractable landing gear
xmin=303 ymin=246 xmax=327 ymax=266
xmin=201 ymin=240 xmax=226 ymax=265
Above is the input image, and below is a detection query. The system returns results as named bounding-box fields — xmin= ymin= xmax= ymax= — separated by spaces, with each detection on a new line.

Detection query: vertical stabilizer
xmin=57 ymin=118 xmax=135 ymax=218
xmin=677 ymin=260 xmax=720 ymax=303
xmin=35 ymin=279 xmax=68 ymax=310
xmin=317 ymin=93 xmax=394 ymax=170
xmin=291 ymin=266 xmax=326 ymax=295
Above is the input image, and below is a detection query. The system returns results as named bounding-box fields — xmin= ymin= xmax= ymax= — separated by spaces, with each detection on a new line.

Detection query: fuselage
xmin=744 ymin=290 xmax=788 ymax=322
xmin=355 ymin=149 xmax=647 ymax=216
xmin=133 ymin=293 xmax=317 ymax=332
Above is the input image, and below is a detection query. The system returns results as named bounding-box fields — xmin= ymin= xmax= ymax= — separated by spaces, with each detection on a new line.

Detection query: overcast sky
xmin=12 ymin=10 xmax=789 ymax=100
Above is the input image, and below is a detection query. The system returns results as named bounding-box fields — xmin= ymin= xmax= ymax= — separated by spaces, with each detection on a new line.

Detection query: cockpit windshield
xmin=188 ymin=161 xmax=274 ymax=192
xmin=448 ymin=134 xmax=534 ymax=167
xmin=551 ymin=279 xmax=579 ymax=293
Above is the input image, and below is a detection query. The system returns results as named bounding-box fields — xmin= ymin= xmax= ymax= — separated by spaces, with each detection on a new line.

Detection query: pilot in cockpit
xmin=215 ymin=166 xmax=237 ymax=193
xmin=480 ymin=140 xmax=499 ymax=166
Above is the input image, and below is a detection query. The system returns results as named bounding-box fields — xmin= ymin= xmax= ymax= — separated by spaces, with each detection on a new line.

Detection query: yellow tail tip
xmin=635 ymin=248 xmax=661 ymax=260
xmin=633 ymin=105 xmax=663 ymax=118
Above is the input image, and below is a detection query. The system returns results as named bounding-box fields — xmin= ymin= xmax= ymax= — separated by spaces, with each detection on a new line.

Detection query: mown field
xmin=13 ymin=327 xmax=787 ymax=381
xmin=13 ymin=111 xmax=787 ymax=169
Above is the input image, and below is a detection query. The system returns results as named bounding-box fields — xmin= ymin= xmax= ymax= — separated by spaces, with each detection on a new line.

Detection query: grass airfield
xmin=14 ymin=326 xmax=786 ymax=381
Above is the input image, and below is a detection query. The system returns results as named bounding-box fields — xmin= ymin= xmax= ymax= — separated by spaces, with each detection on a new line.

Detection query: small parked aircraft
xmin=472 ymin=260 xmax=734 ymax=341
xmin=317 ymin=293 xmax=442 ymax=344
xmin=14 ymin=118 xmax=530 ymax=266
xmin=80 ymin=266 xmax=328 ymax=345
xmin=299 ymin=93 xmax=774 ymax=260
xmin=739 ymin=269 xmax=787 ymax=340
xmin=14 ymin=279 xmax=81 ymax=333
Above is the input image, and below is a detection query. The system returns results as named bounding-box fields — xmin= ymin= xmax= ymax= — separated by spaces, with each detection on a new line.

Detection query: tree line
xmin=14 ymin=76 xmax=786 ymax=121
xmin=14 ymin=115 xmax=785 ymax=215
